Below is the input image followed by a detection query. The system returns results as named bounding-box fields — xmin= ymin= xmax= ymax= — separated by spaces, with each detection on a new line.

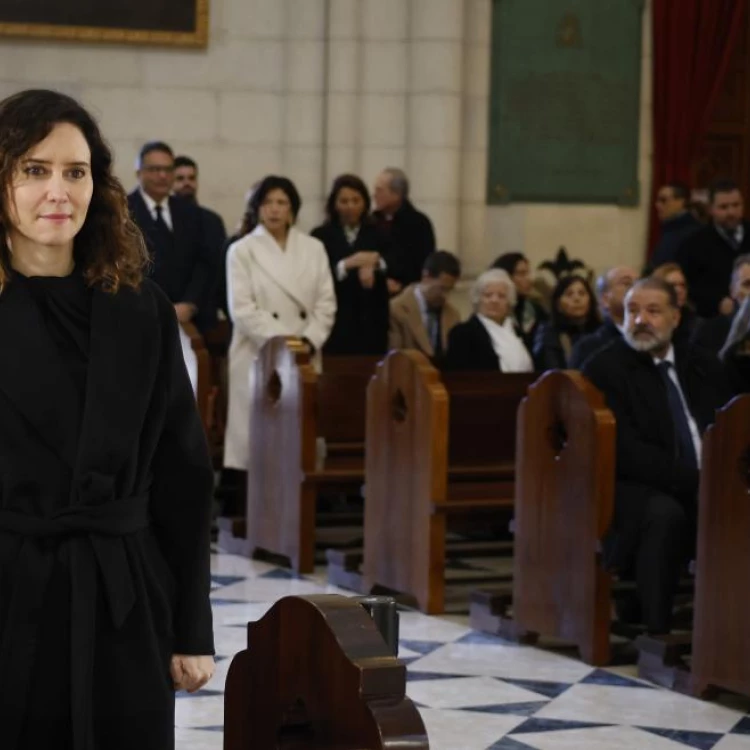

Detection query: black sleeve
xmin=150 ymin=292 xmax=215 ymax=655
xmin=444 ymin=325 xmax=474 ymax=370
xmin=184 ymin=210 xmax=219 ymax=313
xmin=532 ymin=324 xmax=566 ymax=371
xmin=582 ymin=356 xmax=698 ymax=497
xmin=677 ymin=235 xmax=721 ymax=318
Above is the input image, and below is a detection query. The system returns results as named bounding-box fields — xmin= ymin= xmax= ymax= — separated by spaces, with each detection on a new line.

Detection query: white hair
xmin=470 ymin=269 xmax=517 ymax=310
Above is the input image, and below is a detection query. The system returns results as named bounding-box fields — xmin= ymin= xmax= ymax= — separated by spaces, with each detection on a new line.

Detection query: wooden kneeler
xmin=224 ymin=594 xmax=429 ymax=749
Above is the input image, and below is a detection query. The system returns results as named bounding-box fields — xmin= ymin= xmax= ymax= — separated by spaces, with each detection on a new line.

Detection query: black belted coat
xmin=0 ymin=274 xmax=215 ymax=750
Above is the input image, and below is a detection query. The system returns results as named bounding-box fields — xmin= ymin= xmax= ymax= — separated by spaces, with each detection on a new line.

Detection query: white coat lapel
xmin=250 ymin=226 xmax=309 ymax=310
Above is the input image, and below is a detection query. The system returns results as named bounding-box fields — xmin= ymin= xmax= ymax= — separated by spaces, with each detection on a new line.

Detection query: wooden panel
xmin=0 ymin=0 xmax=208 ymax=47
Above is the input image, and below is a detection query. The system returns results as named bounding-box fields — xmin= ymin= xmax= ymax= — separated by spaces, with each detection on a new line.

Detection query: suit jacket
xmin=677 ymin=222 xmax=750 ymax=317
xmin=649 ymin=211 xmax=701 ymax=270
xmin=373 ymin=200 xmax=436 ymax=287
xmin=388 ymin=284 xmax=460 ymax=361
xmin=691 ymin=310 xmax=734 ymax=356
xmin=128 ymin=190 xmax=218 ymax=329
xmin=582 ymin=337 xmax=731 ymax=499
xmin=569 ymin=317 xmax=622 ymax=369
xmin=0 ymin=276 xmax=214 ymax=747
xmin=224 ymin=226 xmax=336 ymax=469
xmin=311 ymin=221 xmax=389 ymax=355
xmin=199 ymin=205 xmax=227 ymax=321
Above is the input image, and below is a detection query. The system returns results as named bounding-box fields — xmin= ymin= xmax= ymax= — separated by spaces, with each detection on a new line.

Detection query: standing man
xmin=583 ymin=278 xmax=730 ymax=634
xmin=373 ymin=167 xmax=436 ymax=295
xmin=570 ymin=265 xmax=638 ymax=368
xmin=389 ymin=250 xmax=461 ymax=365
xmin=677 ymin=179 xmax=750 ymax=318
xmin=128 ymin=142 xmax=217 ymax=330
xmin=173 ymin=155 xmax=228 ymax=322
xmin=650 ymin=182 xmax=700 ymax=269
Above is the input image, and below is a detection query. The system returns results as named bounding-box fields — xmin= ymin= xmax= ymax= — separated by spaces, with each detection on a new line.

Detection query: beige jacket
xmin=388 ymin=284 xmax=460 ymax=358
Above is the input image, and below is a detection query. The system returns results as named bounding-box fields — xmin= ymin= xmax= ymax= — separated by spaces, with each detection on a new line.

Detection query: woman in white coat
xmin=224 ymin=176 xmax=336 ymax=473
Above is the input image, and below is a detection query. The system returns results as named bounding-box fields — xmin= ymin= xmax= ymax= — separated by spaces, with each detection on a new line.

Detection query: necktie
xmin=154 ymin=204 xmax=171 ymax=234
xmin=656 ymin=361 xmax=698 ymax=472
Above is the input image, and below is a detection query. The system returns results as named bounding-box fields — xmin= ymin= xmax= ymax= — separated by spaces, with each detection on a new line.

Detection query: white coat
xmin=224 ymin=225 xmax=336 ymax=469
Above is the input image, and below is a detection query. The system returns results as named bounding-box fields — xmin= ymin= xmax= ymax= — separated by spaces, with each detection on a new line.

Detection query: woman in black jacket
xmin=444 ymin=269 xmax=534 ymax=372
xmin=312 ymin=174 xmax=390 ymax=355
xmin=533 ymin=275 xmax=600 ymax=370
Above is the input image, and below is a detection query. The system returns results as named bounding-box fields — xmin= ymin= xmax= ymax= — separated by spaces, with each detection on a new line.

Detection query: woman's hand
xmin=358 ymin=266 xmax=375 ymax=289
xmin=345 ymin=251 xmax=380 ymax=270
xmin=170 ymin=654 xmax=215 ymax=693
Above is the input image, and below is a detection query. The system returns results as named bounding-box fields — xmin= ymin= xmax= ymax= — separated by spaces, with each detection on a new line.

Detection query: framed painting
xmin=0 ymin=0 xmax=209 ymax=48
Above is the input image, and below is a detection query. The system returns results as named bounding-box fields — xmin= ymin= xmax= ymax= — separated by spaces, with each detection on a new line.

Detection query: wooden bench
xmin=637 ymin=395 xmax=750 ymax=698
xmin=328 ymin=349 xmax=534 ymax=614
xmin=218 ymin=336 xmax=379 ymax=572
xmin=468 ymin=371 xmax=617 ymax=666
xmin=224 ymin=594 xmax=428 ymax=749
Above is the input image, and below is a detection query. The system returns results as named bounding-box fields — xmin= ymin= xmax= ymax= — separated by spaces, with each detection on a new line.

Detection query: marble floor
xmin=177 ymin=548 xmax=750 ymax=750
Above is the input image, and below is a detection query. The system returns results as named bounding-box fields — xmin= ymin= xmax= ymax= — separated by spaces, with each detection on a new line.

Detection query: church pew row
xmin=636 ymin=395 xmax=750 ymax=700
xmin=224 ymin=594 xmax=428 ymax=749
xmin=327 ymin=350 xmax=534 ymax=614
xmin=468 ymin=370 xmax=618 ymax=666
xmin=217 ymin=336 xmax=379 ymax=572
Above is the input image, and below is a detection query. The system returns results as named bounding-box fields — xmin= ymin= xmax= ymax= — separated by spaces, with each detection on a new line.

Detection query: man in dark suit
xmin=570 ymin=265 xmax=637 ymax=368
xmin=677 ymin=179 xmax=750 ymax=318
xmin=649 ymin=182 xmax=700 ymax=270
xmin=583 ymin=277 xmax=731 ymax=634
xmin=692 ymin=254 xmax=750 ymax=355
xmin=173 ymin=155 xmax=228 ymax=325
xmin=372 ymin=168 xmax=436 ymax=295
xmin=128 ymin=142 xmax=217 ymax=330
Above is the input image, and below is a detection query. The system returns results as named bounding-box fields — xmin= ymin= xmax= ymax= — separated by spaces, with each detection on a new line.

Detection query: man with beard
xmin=582 ymin=278 xmax=730 ymax=635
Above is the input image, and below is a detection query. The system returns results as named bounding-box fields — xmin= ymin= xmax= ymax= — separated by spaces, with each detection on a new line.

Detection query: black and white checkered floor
xmin=176 ymin=549 xmax=750 ymax=749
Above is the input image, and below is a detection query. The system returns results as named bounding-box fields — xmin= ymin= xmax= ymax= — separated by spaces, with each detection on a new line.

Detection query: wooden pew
xmin=218 ymin=337 xmax=378 ymax=572
xmin=329 ymin=350 xmax=534 ymax=614
xmin=469 ymin=371 xmax=616 ymax=666
xmin=637 ymin=395 xmax=750 ymax=698
xmin=180 ymin=321 xmax=213 ymax=437
xmin=224 ymin=594 xmax=428 ymax=750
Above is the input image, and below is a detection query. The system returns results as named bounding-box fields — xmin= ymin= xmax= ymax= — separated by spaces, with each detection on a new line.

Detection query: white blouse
xmin=477 ymin=314 xmax=534 ymax=373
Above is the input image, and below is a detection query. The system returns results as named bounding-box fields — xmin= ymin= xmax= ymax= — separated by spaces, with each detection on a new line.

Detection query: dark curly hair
xmin=0 ymin=89 xmax=147 ymax=292
xmin=249 ymin=175 xmax=302 ymax=224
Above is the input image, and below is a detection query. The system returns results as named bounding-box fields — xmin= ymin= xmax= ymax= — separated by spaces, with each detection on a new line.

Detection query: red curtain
xmin=648 ymin=0 xmax=747 ymax=258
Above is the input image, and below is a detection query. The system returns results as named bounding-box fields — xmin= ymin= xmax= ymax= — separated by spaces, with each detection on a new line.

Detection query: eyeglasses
xmin=142 ymin=165 xmax=174 ymax=174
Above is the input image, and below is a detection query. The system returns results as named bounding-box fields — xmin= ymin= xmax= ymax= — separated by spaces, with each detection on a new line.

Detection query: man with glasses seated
xmin=128 ymin=141 xmax=217 ymax=330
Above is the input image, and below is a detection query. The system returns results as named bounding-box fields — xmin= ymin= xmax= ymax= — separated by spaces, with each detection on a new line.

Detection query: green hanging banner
xmin=487 ymin=0 xmax=644 ymax=206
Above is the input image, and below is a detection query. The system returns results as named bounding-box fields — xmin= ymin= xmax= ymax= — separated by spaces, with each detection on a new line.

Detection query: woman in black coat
xmin=444 ymin=269 xmax=534 ymax=372
xmin=0 ymin=90 xmax=214 ymax=750
xmin=533 ymin=275 xmax=601 ymax=370
xmin=312 ymin=174 xmax=390 ymax=355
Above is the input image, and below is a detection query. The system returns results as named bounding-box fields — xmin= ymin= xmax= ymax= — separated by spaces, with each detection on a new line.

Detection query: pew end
xmin=224 ymin=594 xmax=428 ymax=750
xmin=470 ymin=370 xmax=617 ymax=666
xmin=636 ymin=395 xmax=750 ymax=701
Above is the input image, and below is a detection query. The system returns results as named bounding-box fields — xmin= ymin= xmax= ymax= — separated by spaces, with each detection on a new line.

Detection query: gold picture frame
xmin=0 ymin=0 xmax=209 ymax=48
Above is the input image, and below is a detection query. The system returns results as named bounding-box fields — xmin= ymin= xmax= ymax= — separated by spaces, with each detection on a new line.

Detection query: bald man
xmin=570 ymin=266 xmax=638 ymax=368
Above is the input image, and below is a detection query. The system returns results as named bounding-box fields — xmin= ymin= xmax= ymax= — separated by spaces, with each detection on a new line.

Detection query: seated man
xmin=583 ymin=278 xmax=731 ymax=634
xmin=389 ymin=250 xmax=461 ymax=364
xmin=570 ymin=265 xmax=637 ymax=368
xmin=692 ymin=253 xmax=750 ymax=356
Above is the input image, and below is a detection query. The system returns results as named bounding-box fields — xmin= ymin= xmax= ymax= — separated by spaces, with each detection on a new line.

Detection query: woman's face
xmin=335 ymin=186 xmax=366 ymax=228
xmin=478 ymin=281 xmax=511 ymax=324
xmin=665 ymin=269 xmax=688 ymax=308
xmin=512 ymin=259 xmax=532 ymax=296
xmin=558 ymin=279 xmax=591 ymax=321
xmin=6 ymin=122 xmax=93 ymax=253
xmin=259 ymin=188 xmax=293 ymax=234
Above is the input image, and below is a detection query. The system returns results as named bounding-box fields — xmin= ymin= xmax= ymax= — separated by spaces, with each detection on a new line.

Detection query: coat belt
xmin=0 ymin=492 xmax=151 ymax=750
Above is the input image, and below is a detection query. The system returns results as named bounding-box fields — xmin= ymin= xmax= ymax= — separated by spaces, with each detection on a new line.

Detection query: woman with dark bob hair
xmin=0 ymin=90 xmax=215 ymax=748
xmin=311 ymin=173 xmax=390 ymax=354
xmin=224 ymin=174 xmax=336 ymax=471
xmin=533 ymin=274 xmax=601 ymax=370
